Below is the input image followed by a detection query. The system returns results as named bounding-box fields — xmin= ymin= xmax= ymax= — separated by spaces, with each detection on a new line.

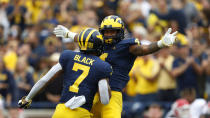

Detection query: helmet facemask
xmin=100 ymin=28 xmax=124 ymax=45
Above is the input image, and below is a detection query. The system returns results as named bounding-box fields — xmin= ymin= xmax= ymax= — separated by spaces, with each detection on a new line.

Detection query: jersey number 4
xmin=69 ymin=63 xmax=90 ymax=93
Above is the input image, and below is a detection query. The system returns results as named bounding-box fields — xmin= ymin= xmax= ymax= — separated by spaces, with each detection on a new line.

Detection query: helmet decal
xmin=77 ymin=28 xmax=104 ymax=56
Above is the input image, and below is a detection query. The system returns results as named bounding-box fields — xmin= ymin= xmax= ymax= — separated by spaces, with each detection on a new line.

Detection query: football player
xmin=53 ymin=15 xmax=177 ymax=118
xmin=18 ymin=28 xmax=112 ymax=118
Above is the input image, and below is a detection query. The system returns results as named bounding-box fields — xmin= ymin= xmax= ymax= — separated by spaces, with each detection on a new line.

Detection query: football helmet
xmin=99 ymin=15 xmax=124 ymax=45
xmin=77 ymin=28 xmax=104 ymax=56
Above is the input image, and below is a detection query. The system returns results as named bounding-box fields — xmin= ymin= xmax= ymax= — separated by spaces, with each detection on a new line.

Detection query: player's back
xmin=58 ymin=50 xmax=112 ymax=111
xmin=100 ymin=38 xmax=139 ymax=91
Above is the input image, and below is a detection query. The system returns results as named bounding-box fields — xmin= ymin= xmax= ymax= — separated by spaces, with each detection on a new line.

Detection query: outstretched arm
xmin=18 ymin=63 xmax=63 ymax=108
xmin=130 ymin=28 xmax=177 ymax=56
xmin=130 ymin=42 xmax=160 ymax=56
xmin=53 ymin=25 xmax=78 ymax=42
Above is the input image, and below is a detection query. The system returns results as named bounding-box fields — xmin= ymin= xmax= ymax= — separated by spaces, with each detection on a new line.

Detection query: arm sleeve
xmin=59 ymin=50 xmax=70 ymax=69
xmin=99 ymin=63 xmax=113 ymax=79
xmin=25 ymin=63 xmax=62 ymax=101
xmin=98 ymin=79 xmax=110 ymax=105
xmin=122 ymin=38 xmax=141 ymax=46
xmin=98 ymin=63 xmax=112 ymax=104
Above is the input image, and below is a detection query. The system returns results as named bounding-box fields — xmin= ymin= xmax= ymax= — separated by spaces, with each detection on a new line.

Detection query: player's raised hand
xmin=53 ymin=25 xmax=70 ymax=38
xmin=18 ymin=96 xmax=32 ymax=109
xmin=158 ymin=28 xmax=178 ymax=48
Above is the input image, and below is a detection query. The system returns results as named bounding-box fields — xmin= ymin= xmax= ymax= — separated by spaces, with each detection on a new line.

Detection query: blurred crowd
xmin=0 ymin=0 xmax=209 ymax=118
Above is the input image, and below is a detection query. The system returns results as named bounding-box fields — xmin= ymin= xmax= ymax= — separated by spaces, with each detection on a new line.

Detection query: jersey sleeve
xmin=120 ymin=38 xmax=141 ymax=46
xmin=59 ymin=50 xmax=71 ymax=69
xmin=99 ymin=62 xmax=113 ymax=79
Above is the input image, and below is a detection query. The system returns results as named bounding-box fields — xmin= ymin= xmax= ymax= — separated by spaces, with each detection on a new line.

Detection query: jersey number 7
xmin=69 ymin=63 xmax=90 ymax=93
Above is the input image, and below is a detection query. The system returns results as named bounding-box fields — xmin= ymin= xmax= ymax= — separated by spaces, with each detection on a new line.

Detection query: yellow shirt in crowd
xmin=131 ymin=57 xmax=160 ymax=95
xmin=147 ymin=13 xmax=168 ymax=34
xmin=176 ymin=33 xmax=188 ymax=45
xmin=3 ymin=51 xmax=17 ymax=72
xmin=126 ymin=71 xmax=137 ymax=97
xmin=25 ymin=0 xmax=50 ymax=24
xmin=157 ymin=55 xmax=176 ymax=90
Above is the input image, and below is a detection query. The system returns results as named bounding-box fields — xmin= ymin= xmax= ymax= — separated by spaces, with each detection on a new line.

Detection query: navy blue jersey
xmin=59 ymin=50 xmax=112 ymax=111
xmin=100 ymin=38 xmax=139 ymax=91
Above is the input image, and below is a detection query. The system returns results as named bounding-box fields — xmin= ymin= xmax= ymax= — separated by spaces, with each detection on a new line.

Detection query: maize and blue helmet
xmin=99 ymin=15 xmax=124 ymax=45
xmin=77 ymin=28 xmax=104 ymax=56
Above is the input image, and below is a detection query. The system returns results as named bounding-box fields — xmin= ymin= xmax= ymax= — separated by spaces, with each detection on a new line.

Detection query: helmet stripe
xmin=80 ymin=28 xmax=89 ymax=48
xmin=77 ymin=31 xmax=84 ymax=48
xmin=84 ymin=29 xmax=97 ymax=50
xmin=116 ymin=18 xmax=121 ymax=23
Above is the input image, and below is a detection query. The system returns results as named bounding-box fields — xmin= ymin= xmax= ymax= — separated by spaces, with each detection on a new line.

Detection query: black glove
xmin=18 ymin=96 xmax=32 ymax=109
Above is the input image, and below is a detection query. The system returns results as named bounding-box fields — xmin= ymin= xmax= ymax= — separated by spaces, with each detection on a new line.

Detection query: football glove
xmin=53 ymin=25 xmax=70 ymax=38
xmin=158 ymin=28 xmax=178 ymax=48
xmin=18 ymin=96 xmax=32 ymax=109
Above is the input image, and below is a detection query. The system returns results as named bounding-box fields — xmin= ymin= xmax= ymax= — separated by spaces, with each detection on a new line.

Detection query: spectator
xmin=25 ymin=29 xmax=46 ymax=67
xmin=182 ymin=0 xmax=200 ymax=27
xmin=3 ymin=40 xmax=18 ymax=73
xmin=205 ymin=48 xmax=210 ymax=100
xmin=17 ymin=43 xmax=31 ymax=59
xmin=147 ymin=0 xmax=169 ymax=34
xmin=14 ymin=56 xmax=34 ymax=101
xmin=120 ymin=1 xmax=146 ymax=32
xmin=132 ymin=26 xmax=148 ymax=41
xmin=0 ymin=0 xmax=10 ymax=41
xmin=157 ymin=48 xmax=176 ymax=102
xmin=144 ymin=103 xmax=163 ymax=118
xmin=191 ymin=40 xmax=207 ymax=98
xmin=0 ymin=25 xmax=4 ymax=44
xmin=172 ymin=43 xmax=201 ymax=97
xmin=24 ymin=0 xmax=50 ymax=24
xmin=7 ymin=0 xmax=27 ymax=33
xmin=32 ymin=57 xmax=49 ymax=102
xmin=0 ymin=56 xmax=16 ymax=106
xmin=43 ymin=36 xmax=59 ymax=56
xmin=131 ymin=55 xmax=160 ymax=102
xmin=124 ymin=68 xmax=137 ymax=101
xmin=151 ymin=0 xmax=187 ymax=34
xmin=45 ymin=53 xmax=63 ymax=103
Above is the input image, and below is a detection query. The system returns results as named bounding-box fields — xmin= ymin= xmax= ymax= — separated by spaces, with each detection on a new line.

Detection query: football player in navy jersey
xmin=18 ymin=28 xmax=112 ymax=118
xmin=54 ymin=15 xmax=177 ymax=118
